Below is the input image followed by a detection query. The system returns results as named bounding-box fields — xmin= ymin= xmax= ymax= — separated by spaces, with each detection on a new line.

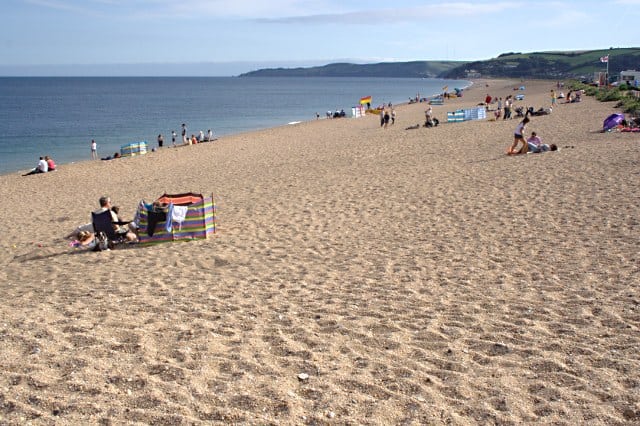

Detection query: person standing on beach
xmin=391 ymin=109 xmax=396 ymax=125
xmin=181 ymin=123 xmax=187 ymax=143
xmin=157 ymin=134 xmax=164 ymax=148
xmin=551 ymin=90 xmax=557 ymax=107
xmin=91 ymin=139 xmax=97 ymax=160
xmin=171 ymin=130 xmax=177 ymax=147
xmin=503 ymin=96 xmax=512 ymax=120
xmin=509 ymin=116 xmax=530 ymax=154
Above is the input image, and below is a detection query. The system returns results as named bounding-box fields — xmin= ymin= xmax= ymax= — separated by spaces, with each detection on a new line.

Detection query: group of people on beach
xmin=162 ymin=124 xmax=216 ymax=148
xmin=380 ymin=105 xmax=396 ymax=128
xmin=86 ymin=124 xmax=216 ymax=164
xmin=486 ymin=94 xmax=530 ymax=120
xmin=22 ymin=155 xmax=56 ymax=176
xmin=508 ymin=115 xmax=557 ymax=155
xmin=70 ymin=195 xmax=138 ymax=251
xmin=483 ymin=85 xmax=562 ymax=155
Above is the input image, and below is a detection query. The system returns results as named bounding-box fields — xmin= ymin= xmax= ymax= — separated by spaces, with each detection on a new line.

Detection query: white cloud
xmin=255 ymin=2 xmax=520 ymax=24
xmin=22 ymin=0 xmax=522 ymax=21
xmin=23 ymin=0 xmax=85 ymax=12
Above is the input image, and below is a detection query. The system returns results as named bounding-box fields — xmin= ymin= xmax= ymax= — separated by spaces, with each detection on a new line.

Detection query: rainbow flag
xmin=360 ymin=96 xmax=372 ymax=105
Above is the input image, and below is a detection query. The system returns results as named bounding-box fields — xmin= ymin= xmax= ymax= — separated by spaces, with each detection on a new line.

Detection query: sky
xmin=1 ymin=0 xmax=639 ymax=76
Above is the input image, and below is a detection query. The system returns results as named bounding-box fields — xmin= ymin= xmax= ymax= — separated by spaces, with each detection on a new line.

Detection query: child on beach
xmin=73 ymin=230 xmax=96 ymax=249
xmin=508 ymin=116 xmax=530 ymax=154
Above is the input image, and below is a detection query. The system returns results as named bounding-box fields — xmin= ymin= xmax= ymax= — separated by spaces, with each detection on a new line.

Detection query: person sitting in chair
xmin=94 ymin=196 xmax=137 ymax=242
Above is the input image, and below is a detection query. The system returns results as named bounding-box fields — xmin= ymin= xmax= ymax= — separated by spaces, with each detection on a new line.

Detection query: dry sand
xmin=0 ymin=79 xmax=638 ymax=425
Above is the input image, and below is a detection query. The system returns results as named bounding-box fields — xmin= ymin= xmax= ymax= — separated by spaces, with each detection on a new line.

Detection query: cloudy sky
xmin=2 ymin=0 xmax=639 ymax=76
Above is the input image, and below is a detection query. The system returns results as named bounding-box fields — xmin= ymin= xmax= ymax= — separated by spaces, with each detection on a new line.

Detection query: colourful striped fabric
xmin=136 ymin=193 xmax=216 ymax=246
xmin=447 ymin=110 xmax=465 ymax=122
xmin=463 ymin=107 xmax=487 ymax=121
xmin=120 ymin=141 xmax=148 ymax=157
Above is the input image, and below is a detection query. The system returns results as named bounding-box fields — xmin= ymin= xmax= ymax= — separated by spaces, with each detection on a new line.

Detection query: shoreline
xmin=1 ymin=76 xmax=471 ymax=176
xmin=1 ymin=78 xmax=638 ymax=424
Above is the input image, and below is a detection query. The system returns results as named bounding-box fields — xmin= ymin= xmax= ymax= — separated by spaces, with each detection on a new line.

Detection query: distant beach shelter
xmin=120 ymin=141 xmax=148 ymax=157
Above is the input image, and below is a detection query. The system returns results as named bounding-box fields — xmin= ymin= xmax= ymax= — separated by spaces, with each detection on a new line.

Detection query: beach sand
xmin=0 ymin=79 xmax=638 ymax=424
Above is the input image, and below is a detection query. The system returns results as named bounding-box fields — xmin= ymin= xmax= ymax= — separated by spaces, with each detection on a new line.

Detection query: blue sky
xmin=1 ymin=0 xmax=639 ymax=76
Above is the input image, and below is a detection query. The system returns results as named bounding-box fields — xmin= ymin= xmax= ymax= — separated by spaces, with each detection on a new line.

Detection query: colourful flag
xmin=360 ymin=96 xmax=372 ymax=105
xmin=600 ymin=55 xmax=609 ymax=63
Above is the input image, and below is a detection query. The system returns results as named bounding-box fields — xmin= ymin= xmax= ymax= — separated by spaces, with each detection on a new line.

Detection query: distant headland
xmin=239 ymin=47 xmax=640 ymax=80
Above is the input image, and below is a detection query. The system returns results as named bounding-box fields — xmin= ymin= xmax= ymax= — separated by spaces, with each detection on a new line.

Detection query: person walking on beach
xmin=508 ymin=116 xmax=530 ymax=154
xmin=181 ymin=123 xmax=187 ymax=143
xmin=391 ymin=109 xmax=396 ymax=125
xmin=171 ymin=130 xmax=177 ymax=147
xmin=91 ymin=139 xmax=97 ymax=160
xmin=383 ymin=110 xmax=390 ymax=128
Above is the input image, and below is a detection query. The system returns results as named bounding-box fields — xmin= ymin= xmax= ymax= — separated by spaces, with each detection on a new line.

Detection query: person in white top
xmin=508 ymin=116 xmax=530 ymax=154
xmin=22 ymin=156 xmax=48 ymax=176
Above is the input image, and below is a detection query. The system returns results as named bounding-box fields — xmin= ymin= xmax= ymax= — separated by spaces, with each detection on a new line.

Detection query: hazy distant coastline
xmin=3 ymin=47 xmax=638 ymax=78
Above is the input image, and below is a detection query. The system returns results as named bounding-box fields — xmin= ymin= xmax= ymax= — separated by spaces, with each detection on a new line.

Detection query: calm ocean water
xmin=0 ymin=77 xmax=470 ymax=175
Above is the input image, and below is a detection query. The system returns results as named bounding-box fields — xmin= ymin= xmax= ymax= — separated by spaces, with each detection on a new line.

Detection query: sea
xmin=0 ymin=77 xmax=470 ymax=175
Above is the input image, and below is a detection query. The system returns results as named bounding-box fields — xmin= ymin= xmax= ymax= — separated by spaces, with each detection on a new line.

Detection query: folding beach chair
xmin=91 ymin=210 xmax=131 ymax=248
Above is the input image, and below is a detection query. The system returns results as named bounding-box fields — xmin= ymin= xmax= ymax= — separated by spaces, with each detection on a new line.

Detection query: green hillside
xmin=239 ymin=61 xmax=465 ymax=78
xmin=442 ymin=48 xmax=640 ymax=79
xmin=239 ymin=48 xmax=640 ymax=80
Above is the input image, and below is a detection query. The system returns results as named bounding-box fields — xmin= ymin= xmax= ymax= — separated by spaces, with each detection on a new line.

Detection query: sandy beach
xmin=0 ymin=79 xmax=638 ymax=424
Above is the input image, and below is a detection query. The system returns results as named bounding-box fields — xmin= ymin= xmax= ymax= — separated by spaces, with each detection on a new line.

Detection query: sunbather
xmin=526 ymin=132 xmax=550 ymax=153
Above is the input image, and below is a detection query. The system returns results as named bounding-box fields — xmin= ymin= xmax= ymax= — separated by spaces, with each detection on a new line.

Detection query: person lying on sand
xmin=526 ymin=132 xmax=550 ymax=153
xmin=69 ymin=230 xmax=98 ymax=250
